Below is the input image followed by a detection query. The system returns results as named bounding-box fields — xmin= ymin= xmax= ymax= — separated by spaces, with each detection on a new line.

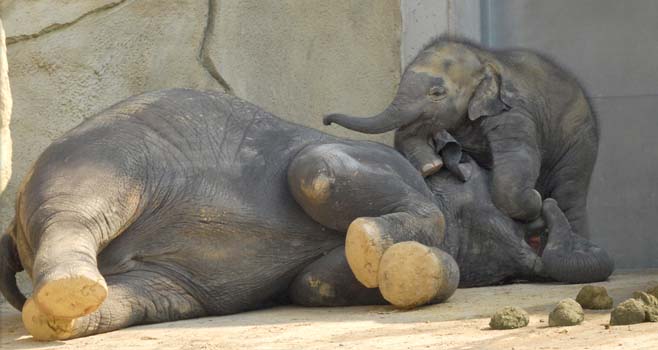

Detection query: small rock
xmin=632 ymin=291 xmax=658 ymax=322
xmin=489 ymin=306 xmax=530 ymax=329
xmin=576 ymin=285 xmax=613 ymax=309
xmin=610 ymin=299 xmax=646 ymax=326
xmin=646 ymin=285 xmax=658 ymax=299
xmin=549 ymin=298 xmax=584 ymax=327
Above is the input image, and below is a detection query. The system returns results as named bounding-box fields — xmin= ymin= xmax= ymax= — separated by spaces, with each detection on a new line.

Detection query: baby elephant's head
xmin=324 ymin=39 xmax=508 ymax=134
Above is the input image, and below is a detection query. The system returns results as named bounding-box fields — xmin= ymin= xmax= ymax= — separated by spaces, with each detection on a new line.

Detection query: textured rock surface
xmin=211 ymin=0 xmax=400 ymax=142
xmin=647 ymin=285 xmax=658 ymax=299
xmin=575 ymin=285 xmax=613 ymax=309
xmin=0 ymin=0 xmax=401 ymax=225
xmin=632 ymin=291 xmax=658 ymax=322
xmin=610 ymin=298 xmax=647 ymax=326
xmin=549 ymin=298 xmax=584 ymax=327
xmin=0 ymin=19 xmax=11 ymax=193
xmin=489 ymin=306 xmax=529 ymax=329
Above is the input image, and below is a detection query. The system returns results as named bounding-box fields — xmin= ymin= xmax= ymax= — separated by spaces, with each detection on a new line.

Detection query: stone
xmin=489 ymin=306 xmax=530 ymax=330
xmin=632 ymin=291 xmax=658 ymax=322
xmin=610 ymin=298 xmax=646 ymax=326
xmin=575 ymin=285 xmax=613 ymax=309
xmin=548 ymin=298 xmax=584 ymax=327
xmin=647 ymin=285 xmax=658 ymax=299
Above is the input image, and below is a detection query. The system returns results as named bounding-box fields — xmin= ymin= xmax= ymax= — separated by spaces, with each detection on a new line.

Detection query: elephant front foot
xmin=22 ymin=297 xmax=77 ymax=341
xmin=378 ymin=242 xmax=459 ymax=309
xmin=345 ymin=216 xmax=458 ymax=309
xmin=345 ymin=217 xmax=395 ymax=288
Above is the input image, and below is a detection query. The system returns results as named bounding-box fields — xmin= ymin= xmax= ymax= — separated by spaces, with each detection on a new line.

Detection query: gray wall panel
xmin=588 ymin=96 xmax=658 ymax=268
xmin=486 ymin=0 xmax=658 ymax=98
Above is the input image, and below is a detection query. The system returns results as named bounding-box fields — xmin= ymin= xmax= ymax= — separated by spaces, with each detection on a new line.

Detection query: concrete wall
xmin=0 ymin=0 xmax=401 ymax=226
xmin=483 ymin=0 xmax=658 ymax=268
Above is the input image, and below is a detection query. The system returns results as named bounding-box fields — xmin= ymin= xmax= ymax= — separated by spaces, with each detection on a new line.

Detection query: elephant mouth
xmin=525 ymin=231 xmax=547 ymax=256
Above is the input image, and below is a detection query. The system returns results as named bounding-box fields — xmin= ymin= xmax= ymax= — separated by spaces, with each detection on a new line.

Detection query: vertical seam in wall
xmin=399 ymin=0 xmax=406 ymax=72
xmin=480 ymin=0 xmax=492 ymax=46
xmin=447 ymin=0 xmax=454 ymax=35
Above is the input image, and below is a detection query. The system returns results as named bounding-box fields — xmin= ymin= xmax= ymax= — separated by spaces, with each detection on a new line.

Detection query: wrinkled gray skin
xmin=324 ymin=38 xmax=599 ymax=240
xmin=0 ymin=89 xmax=612 ymax=339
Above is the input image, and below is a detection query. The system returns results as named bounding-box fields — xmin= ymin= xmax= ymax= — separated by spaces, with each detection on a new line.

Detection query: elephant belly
xmin=97 ymin=170 xmax=344 ymax=315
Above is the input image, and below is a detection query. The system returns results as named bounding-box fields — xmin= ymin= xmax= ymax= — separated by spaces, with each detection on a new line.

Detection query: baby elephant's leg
xmin=289 ymin=142 xmax=458 ymax=308
xmin=22 ymin=270 xmax=205 ymax=340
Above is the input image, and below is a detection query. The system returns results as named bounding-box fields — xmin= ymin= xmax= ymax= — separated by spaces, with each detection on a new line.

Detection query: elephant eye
xmin=429 ymin=86 xmax=447 ymax=98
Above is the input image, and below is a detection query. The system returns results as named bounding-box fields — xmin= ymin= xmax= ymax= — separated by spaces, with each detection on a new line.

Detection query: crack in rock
xmin=6 ymin=0 xmax=129 ymax=45
xmin=199 ymin=0 xmax=233 ymax=93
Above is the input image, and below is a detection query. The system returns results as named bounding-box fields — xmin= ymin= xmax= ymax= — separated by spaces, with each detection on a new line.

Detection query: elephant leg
xmin=16 ymin=158 xmax=143 ymax=319
xmin=289 ymin=245 xmax=387 ymax=306
xmin=394 ymin=128 xmax=443 ymax=177
xmin=288 ymin=143 xmax=458 ymax=308
xmin=22 ymin=270 xmax=205 ymax=340
xmin=543 ymin=138 xmax=597 ymax=239
xmin=483 ymin=110 xmax=542 ymax=221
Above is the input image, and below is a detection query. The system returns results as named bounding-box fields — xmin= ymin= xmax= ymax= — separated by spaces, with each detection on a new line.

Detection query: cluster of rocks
xmin=489 ymin=284 xmax=658 ymax=330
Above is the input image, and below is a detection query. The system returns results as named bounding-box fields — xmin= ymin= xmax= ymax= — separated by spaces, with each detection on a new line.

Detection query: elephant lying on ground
xmin=0 ymin=89 xmax=613 ymax=340
xmin=324 ymin=37 xmax=599 ymax=239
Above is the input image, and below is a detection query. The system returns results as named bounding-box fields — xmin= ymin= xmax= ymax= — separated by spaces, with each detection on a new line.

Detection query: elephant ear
xmin=467 ymin=64 xmax=508 ymax=121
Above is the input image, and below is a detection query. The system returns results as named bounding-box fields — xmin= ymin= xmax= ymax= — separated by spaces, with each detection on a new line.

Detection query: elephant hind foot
xmin=378 ymin=242 xmax=459 ymax=309
xmin=23 ymin=270 xmax=205 ymax=340
xmin=34 ymin=272 xmax=108 ymax=319
xmin=22 ymin=297 xmax=76 ymax=341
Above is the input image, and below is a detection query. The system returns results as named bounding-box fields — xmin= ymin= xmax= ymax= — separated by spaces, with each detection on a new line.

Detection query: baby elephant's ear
xmin=468 ymin=64 xmax=507 ymax=120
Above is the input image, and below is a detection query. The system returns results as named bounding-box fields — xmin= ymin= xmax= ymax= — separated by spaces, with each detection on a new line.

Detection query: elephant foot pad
xmin=378 ymin=242 xmax=444 ymax=309
xmin=22 ymin=297 xmax=76 ymax=341
xmin=34 ymin=275 xmax=107 ymax=318
xmin=345 ymin=218 xmax=394 ymax=288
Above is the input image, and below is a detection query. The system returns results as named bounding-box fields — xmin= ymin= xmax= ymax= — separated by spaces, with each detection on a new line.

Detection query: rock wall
xmin=0 ymin=0 xmax=401 ymax=225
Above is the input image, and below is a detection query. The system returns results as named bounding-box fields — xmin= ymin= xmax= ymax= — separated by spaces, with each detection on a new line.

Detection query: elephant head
xmin=323 ymin=39 xmax=509 ymax=134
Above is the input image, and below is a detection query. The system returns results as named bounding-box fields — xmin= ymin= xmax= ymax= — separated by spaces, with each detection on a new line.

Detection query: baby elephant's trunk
xmin=0 ymin=221 xmax=26 ymax=310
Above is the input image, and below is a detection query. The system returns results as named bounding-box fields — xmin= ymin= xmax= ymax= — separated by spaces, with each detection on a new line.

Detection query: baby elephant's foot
xmin=22 ymin=297 xmax=77 ymax=341
xmin=420 ymin=158 xmax=444 ymax=177
xmin=345 ymin=217 xmax=395 ymax=288
xmin=378 ymin=242 xmax=459 ymax=309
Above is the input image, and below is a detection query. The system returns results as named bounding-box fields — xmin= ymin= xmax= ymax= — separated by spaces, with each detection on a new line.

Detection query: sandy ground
xmin=1 ymin=270 xmax=657 ymax=350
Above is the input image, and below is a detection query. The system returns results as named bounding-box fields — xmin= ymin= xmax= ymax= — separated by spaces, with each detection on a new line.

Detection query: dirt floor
xmin=1 ymin=270 xmax=658 ymax=350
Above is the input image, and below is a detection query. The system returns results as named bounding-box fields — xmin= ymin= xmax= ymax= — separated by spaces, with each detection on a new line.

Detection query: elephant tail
xmin=0 ymin=219 xmax=26 ymax=311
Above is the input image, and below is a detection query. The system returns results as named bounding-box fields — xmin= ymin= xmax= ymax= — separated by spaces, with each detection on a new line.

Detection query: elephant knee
xmin=288 ymin=145 xmax=339 ymax=208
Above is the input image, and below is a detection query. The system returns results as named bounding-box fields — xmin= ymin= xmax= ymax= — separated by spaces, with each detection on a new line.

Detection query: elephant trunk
xmin=540 ymin=199 xmax=614 ymax=283
xmin=323 ymin=99 xmax=420 ymax=134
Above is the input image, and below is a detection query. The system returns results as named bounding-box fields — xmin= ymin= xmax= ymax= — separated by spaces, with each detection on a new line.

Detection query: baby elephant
xmin=324 ymin=37 xmax=598 ymax=239
xmin=0 ymin=90 xmax=612 ymax=341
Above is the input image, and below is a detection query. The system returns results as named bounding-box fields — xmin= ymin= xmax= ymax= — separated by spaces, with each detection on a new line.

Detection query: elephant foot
xmin=22 ymin=297 xmax=76 ymax=341
xmin=378 ymin=242 xmax=459 ymax=309
xmin=345 ymin=217 xmax=395 ymax=288
xmin=420 ymin=159 xmax=443 ymax=177
xmin=34 ymin=271 xmax=107 ymax=319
